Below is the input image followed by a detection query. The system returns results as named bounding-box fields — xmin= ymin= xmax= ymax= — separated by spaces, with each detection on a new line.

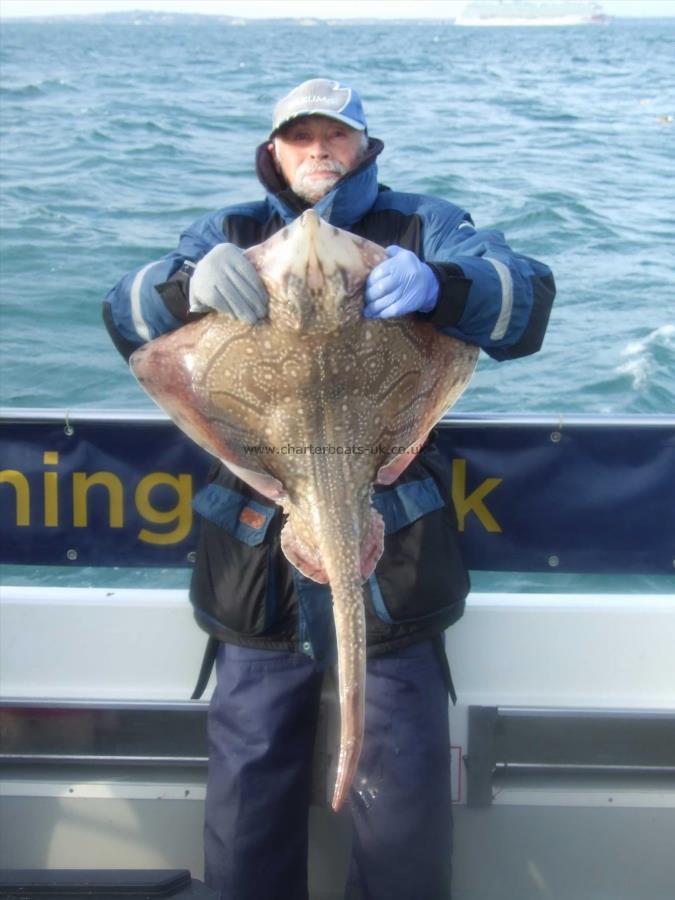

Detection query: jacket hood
xmin=255 ymin=137 xmax=384 ymax=227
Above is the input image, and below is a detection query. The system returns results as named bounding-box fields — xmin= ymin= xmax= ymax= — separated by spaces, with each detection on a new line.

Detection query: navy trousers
xmin=204 ymin=639 xmax=453 ymax=900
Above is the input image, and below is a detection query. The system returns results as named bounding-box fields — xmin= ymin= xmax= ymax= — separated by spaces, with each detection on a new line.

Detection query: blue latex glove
xmin=189 ymin=243 xmax=268 ymax=324
xmin=363 ymin=245 xmax=439 ymax=319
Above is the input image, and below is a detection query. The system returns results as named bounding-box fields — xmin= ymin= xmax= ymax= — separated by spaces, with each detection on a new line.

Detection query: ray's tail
xmin=326 ymin=563 xmax=367 ymax=811
xmin=315 ymin=513 xmax=368 ymax=813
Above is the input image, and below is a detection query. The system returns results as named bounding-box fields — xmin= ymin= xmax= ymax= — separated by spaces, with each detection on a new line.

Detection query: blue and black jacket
xmin=103 ymin=137 xmax=555 ymax=665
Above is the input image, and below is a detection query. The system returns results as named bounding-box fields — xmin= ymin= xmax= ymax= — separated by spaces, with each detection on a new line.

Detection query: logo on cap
xmin=271 ymin=78 xmax=367 ymax=136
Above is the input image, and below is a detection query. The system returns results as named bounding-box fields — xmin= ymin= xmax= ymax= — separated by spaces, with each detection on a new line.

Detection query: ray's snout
xmin=278 ymin=210 xmax=365 ymax=291
xmin=299 ymin=208 xmax=322 ymax=232
xmin=291 ymin=209 xmax=326 ymax=267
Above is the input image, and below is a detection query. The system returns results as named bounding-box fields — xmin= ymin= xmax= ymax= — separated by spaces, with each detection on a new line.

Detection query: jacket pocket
xmin=368 ymin=477 xmax=469 ymax=627
xmin=190 ymin=482 xmax=289 ymax=637
xmin=372 ymin=476 xmax=446 ymax=534
xmin=192 ymin=483 xmax=276 ymax=546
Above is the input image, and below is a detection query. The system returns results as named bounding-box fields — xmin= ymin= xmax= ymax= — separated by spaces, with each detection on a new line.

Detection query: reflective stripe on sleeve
xmin=130 ymin=262 xmax=155 ymax=342
xmin=485 ymin=256 xmax=514 ymax=341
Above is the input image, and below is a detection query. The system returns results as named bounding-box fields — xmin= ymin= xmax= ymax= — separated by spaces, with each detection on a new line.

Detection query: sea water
xmin=0 ymin=12 xmax=673 ymax=589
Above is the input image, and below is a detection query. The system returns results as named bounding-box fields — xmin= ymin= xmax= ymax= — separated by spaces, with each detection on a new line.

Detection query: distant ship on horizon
xmin=456 ymin=0 xmax=610 ymax=27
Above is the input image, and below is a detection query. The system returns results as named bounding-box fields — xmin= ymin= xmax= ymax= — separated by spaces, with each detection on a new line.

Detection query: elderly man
xmin=104 ymin=78 xmax=555 ymax=900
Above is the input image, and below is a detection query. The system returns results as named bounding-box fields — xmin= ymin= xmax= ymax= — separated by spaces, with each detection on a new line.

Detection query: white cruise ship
xmin=456 ymin=0 xmax=610 ymax=26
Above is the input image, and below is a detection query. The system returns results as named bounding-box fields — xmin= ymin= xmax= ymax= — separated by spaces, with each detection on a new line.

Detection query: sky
xmin=1 ymin=0 xmax=674 ymax=20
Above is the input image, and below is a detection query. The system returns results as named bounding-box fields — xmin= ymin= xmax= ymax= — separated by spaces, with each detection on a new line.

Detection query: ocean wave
xmin=616 ymin=325 xmax=675 ymax=392
xmin=0 ymin=78 xmax=77 ymax=98
xmin=493 ymin=192 xmax=620 ymax=245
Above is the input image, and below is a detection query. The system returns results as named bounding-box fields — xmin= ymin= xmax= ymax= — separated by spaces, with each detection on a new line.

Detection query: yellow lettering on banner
xmin=0 ymin=470 xmax=30 ymax=526
xmin=135 ymin=473 xmax=193 ymax=545
xmin=73 ymin=472 xmax=124 ymax=528
xmin=452 ymin=459 xmax=503 ymax=533
xmin=43 ymin=451 xmax=59 ymax=527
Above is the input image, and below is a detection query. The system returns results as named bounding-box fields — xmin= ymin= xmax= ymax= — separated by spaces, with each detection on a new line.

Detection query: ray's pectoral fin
xmin=376 ymin=437 xmax=430 ymax=486
xmin=280 ymin=525 xmax=330 ymax=583
xmin=281 ymin=508 xmax=384 ymax=585
xmin=376 ymin=334 xmax=480 ymax=485
xmin=129 ymin=319 xmax=287 ymax=502
xmin=215 ymin=458 xmax=287 ymax=502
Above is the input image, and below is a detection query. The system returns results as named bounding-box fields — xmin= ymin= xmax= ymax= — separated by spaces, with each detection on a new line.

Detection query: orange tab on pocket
xmin=239 ymin=507 xmax=266 ymax=530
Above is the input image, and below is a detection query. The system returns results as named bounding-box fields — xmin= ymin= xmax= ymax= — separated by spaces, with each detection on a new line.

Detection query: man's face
xmin=269 ymin=115 xmax=367 ymax=204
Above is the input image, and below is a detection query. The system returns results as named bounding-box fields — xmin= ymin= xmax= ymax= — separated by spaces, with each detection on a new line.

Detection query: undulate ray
xmin=130 ymin=211 xmax=478 ymax=810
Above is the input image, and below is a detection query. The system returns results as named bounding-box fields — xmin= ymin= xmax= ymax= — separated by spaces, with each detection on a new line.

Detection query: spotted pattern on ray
xmin=130 ymin=211 xmax=478 ymax=810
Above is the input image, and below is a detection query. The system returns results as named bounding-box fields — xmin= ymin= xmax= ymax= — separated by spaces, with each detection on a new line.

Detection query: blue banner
xmin=1 ymin=412 xmax=673 ymax=574
xmin=435 ymin=420 xmax=675 ymax=574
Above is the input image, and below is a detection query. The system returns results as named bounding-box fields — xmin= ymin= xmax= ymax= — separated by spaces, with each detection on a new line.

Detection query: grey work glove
xmin=189 ymin=242 xmax=268 ymax=324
